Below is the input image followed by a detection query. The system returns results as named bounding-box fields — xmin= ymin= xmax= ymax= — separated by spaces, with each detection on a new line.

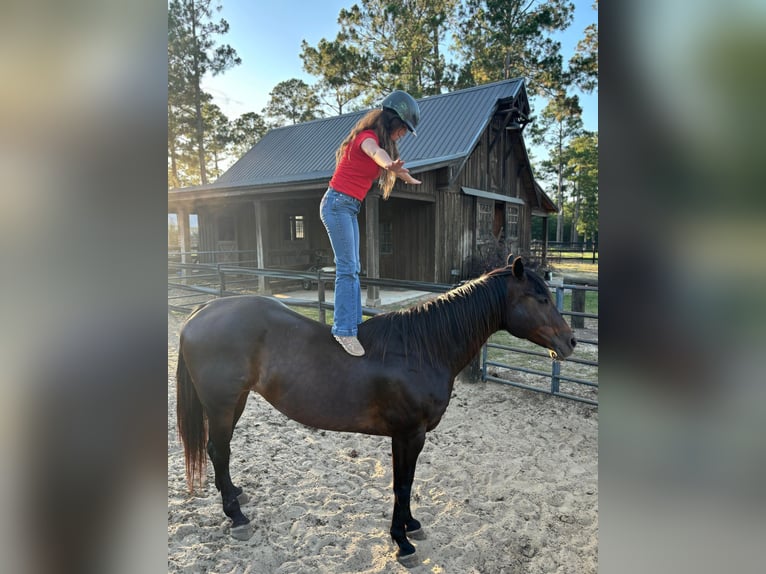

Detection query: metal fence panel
xmin=168 ymin=252 xmax=598 ymax=405
xmin=480 ymin=282 xmax=598 ymax=405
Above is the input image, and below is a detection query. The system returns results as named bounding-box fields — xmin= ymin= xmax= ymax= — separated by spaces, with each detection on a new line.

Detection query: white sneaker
xmin=334 ymin=335 xmax=365 ymax=356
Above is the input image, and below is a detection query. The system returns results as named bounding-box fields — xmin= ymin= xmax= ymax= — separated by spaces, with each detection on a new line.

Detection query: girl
xmin=320 ymin=90 xmax=421 ymax=356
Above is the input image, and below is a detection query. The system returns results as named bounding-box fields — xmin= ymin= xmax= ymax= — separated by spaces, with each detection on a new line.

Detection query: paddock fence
xmin=530 ymin=239 xmax=599 ymax=263
xmin=481 ymin=280 xmax=598 ymax=406
xmin=169 ymin=251 xmax=598 ymax=406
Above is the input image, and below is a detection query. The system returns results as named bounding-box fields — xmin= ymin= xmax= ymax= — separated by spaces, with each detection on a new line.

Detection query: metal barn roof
xmin=183 ymin=79 xmax=530 ymax=192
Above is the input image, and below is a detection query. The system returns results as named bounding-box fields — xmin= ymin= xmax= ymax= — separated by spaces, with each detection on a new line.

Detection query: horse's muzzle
xmin=549 ymin=335 xmax=577 ymax=360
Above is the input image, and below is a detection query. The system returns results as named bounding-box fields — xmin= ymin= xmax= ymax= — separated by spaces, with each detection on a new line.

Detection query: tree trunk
xmin=168 ymin=102 xmax=180 ymax=189
xmin=570 ymin=182 xmax=580 ymax=243
xmin=556 ymin=127 xmax=564 ymax=242
xmin=194 ymin=83 xmax=207 ymax=185
xmin=190 ymin=8 xmax=207 ymax=185
xmin=432 ymin=25 xmax=442 ymax=92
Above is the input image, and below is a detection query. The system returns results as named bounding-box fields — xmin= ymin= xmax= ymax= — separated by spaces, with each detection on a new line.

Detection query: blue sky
xmin=202 ymin=0 xmax=598 ymax=137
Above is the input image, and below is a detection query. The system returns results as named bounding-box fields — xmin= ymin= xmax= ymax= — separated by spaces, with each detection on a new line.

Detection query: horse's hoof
xmin=396 ymin=550 xmax=419 ymax=568
xmin=236 ymin=491 xmax=249 ymax=505
xmin=406 ymin=527 xmax=426 ymax=540
xmin=230 ymin=523 xmax=253 ymax=540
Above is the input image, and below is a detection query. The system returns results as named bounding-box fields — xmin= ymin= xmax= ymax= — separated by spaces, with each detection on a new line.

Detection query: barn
xmin=168 ymin=79 xmax=557 ymax=289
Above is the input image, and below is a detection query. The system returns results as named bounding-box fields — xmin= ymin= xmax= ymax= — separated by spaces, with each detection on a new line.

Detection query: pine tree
xmin=302 ymin=0 xmax=458 ymax=106
xmin=262 ymin=79 xmax=324 ymax=127
xmin=230 ymin=112 xmax=268 ymax=158
xmin=565 ymin=131 xmax=598 ymax=243
xmin=569 ymin=1 xmax=598 ymax=93
xmin=300 ymin=38 xmax=371 ymax=115
xmin=167 ymin=0 xmax=240 ymax=186
xmin=529 ymin=92 xmax=583 ymax=242
xmin=454 ymin=0 xmax=574 ymax=96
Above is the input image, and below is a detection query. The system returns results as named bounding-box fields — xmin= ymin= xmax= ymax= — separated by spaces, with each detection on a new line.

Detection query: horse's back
xmin=180 ymin=296 xmax=325 ymax=377
xmin=182 ymin=295 xmax=319 ymax=343
xmin=178 ymin=296 xmax=456 ymax=437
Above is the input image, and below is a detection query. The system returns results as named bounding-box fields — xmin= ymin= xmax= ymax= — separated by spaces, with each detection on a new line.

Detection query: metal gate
xmin=481 ymin=281 xmax=598 ymax=405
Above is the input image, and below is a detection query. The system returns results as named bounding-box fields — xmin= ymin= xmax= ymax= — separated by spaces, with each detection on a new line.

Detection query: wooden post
xmin=365 ymin=193 xmax=381 ymax=307
xmin=177 ymin=207 xmax=191 ymax=284
xmin=318 ymin=278 xmax=327 ymax=324
xmin=459 ymin=351 xmax=482 ymax=383
xmin=571 ymin=285 xmax=586 ymax=329
xmin=253 ymin=200 xmax=267 ymax=294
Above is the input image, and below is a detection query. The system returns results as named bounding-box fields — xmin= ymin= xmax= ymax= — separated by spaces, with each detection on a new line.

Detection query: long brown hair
xmin=335 ymin=108 xmax=405 ymax=199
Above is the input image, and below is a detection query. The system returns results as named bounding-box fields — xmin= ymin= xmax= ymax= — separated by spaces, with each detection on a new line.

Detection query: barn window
xmin=476 ymin=199 xmax=494 ymax=243
xmin=285 ymin=214 xmax=305 ymax=241
xmin=506 ymin=205 xmax=519 ymax=239
xmin=380 ymin=221 xmax=393 ymax=255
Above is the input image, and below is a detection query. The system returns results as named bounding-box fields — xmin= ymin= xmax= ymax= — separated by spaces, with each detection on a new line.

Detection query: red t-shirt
xmin=329 ymin=130 xmax=381 ymax=201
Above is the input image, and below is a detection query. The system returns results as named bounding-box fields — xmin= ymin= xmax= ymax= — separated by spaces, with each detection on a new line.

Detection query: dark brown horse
xmin=176 ymin=256 xmax=575 ymax=567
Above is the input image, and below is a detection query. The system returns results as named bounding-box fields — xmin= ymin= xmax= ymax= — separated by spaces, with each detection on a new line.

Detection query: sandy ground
xmin=168 ymin=311 xmax=598 ymax=574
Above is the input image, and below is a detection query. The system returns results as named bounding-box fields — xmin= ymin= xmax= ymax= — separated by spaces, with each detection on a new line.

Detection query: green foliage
xmin=529 ymin=92 xmax=583 ymax=151
xmin=262 ymin=79 xmax=324 ymax=126
xmin=301 ymin=0 xmax=459 ymax=108
xmin=300 ymin=38 xmax=372 ymax=114
xmin=202 ymin=102 xmax=232 ymax=180
xmin=167 ymin=0 xmax=240 ymax=187
xmin=564 ymin=131 xmax=598 ymax=241
xmin=568 ymin=1 xmax=598 ymax=92
xmin=530 ymin=126 xmax=598 ymax=246
xmin=529 ymin=91 xmax=584 ymax=242
xmin=454 ymin=0 xmax=574 ymax=96
xmin=229 ymin=112 xmax=268 ymax=158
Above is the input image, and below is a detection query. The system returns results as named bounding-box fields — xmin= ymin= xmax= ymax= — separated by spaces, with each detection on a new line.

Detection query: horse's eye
xmin=539 ymin=297 xmax=549 ymax=305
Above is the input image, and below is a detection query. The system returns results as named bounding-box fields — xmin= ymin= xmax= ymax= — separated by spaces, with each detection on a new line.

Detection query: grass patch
xmin=550 ymin=259 xmax=598 ymax=276
xmin=561 ymin=290 xmax=599 ymax=315
xmin=550 ymin=251 xmax=599 ymax=261
xmin=484 ymin=330 xmax=599 ymax=401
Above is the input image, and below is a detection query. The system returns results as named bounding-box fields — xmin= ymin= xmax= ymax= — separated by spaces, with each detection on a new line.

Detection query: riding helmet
xmin=381 ymin=90 xmax=421 ymax=136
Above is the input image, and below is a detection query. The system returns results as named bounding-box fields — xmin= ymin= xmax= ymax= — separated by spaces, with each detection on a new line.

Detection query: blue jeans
xmin=320 ymin=188 xmax=363 ymax=337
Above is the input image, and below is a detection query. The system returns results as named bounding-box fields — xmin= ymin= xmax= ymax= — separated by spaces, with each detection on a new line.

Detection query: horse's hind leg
xmin=223 ymin=392 xmax=250 ymax=505
xmin=207 ymin=402 xmax=253 ymax=540
xmin=390 ymin=430 xmax=426 ymax=567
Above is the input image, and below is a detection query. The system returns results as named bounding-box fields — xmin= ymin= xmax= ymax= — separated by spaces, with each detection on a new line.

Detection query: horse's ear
xmin=506 ymin=253 xmax=514 ymax=266
xmin=511 ymin=256 xmax=524 ymax=280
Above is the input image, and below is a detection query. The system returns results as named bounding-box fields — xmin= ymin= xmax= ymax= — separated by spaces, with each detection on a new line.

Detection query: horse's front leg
xmin=390 ymin=430 xmax=426 ymax=567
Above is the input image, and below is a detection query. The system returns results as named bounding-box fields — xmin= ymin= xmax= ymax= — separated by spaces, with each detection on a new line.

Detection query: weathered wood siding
xmin=457 ymin=116 xmax=523 ymax=197
xmin=434 ymin=188 xmax=474 ymax=282
xmin=236 ymin=204 xmax=257 ymax=265
xmin=261 ymin=198 xmax=325 ymax=268
xmin=430 ymin=116 xmax=534 ymax=278
xmin=379 ymin=197 xmax=435 ymax=281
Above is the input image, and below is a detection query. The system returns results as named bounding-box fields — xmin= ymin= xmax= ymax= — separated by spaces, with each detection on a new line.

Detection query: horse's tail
xmin=176 ymin=349 xmax=207 ymax=493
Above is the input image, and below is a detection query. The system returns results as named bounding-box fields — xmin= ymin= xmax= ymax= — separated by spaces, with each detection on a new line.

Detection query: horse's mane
xmin=359 ymin=268 xmax=513 ymax=368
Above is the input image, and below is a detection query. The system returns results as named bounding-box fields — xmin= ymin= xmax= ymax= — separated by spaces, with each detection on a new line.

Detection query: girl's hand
xmin=388 ymin=159 xmax=421 ymax=184
xmin=388 ymin=158 xmax=406 ymax=172
xmin=401 ymin=174 xmax=422 ymax=185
